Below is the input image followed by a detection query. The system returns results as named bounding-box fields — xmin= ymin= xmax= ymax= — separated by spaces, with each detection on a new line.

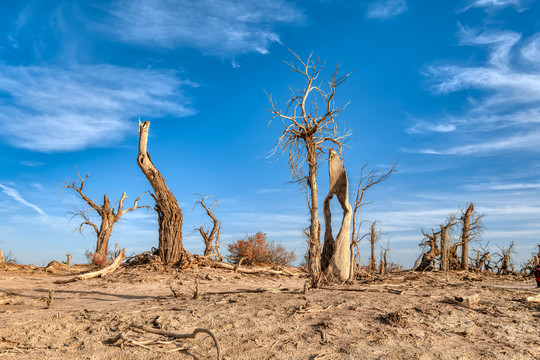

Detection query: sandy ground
xmin=1 ymin=264 xmax=539 ymax=359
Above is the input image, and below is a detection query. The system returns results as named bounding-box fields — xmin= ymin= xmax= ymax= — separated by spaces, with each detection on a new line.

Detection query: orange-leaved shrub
xmin=228 ymin=232 xmax=296 ymax=266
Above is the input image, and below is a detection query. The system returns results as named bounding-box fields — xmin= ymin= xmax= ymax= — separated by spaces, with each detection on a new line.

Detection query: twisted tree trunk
xmin=322 ymin=149 xmax=351 ymax=282
xmin=137 ymin=120 xmax=185 ymax=264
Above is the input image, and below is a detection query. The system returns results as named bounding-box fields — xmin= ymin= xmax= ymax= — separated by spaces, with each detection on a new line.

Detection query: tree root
xmin=104 ymin=323 xmax=221 ymax=360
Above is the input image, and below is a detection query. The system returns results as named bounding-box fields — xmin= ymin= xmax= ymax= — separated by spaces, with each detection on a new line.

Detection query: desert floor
xmin=1 ymin=263 xmax=539 ymax=359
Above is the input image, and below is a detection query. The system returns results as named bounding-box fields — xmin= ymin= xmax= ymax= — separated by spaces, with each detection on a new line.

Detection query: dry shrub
xmin=228 ymin=232 xmax=296 ymax=266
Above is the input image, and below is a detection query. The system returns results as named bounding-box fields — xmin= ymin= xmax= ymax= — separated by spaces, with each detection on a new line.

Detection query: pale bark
xmin=0 ymin=249 xmax=3 ymax=266
xmin=137 ymin=120 xmax=185 ymax=264
xmin=307 ymin=141 xmax=322 ymax=287
xmin=322 ymin=149 xmax=351 ymax=281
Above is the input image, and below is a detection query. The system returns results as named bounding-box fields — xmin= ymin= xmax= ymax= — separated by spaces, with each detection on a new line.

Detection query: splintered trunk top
xmin=137 ymin=120 xmax=184 ymax=264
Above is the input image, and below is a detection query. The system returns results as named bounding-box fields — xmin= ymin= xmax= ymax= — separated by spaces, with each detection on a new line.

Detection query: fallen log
xmin=209 ymin=261 xmax=299 ymax=277
xmin=54 ymin=249 xmax=125 ymax=284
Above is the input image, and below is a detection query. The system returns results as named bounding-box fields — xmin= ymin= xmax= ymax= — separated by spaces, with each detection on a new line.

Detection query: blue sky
xmin=1 ymin=0 xmax=539 ymax=267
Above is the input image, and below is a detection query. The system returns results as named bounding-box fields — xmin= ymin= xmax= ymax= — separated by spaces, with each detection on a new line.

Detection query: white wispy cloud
xmin=0 ymin=64 xmax=195 ymax=152
xmin=416 ymin=131 xmax=540 ymax=155
xmin=464 ymin=182 xmax=540 ymax=191
xmin=0 ymin=184 xmax=46 ymax=216
xmin=100 ymin=0 xmax=303 ymax=56
xmin=463 ymin=0 xmax=524 ymax=11
xmin=410 ymin=26 xmax=540 ymax=155
xmin=521 ymin=34 xmax=540 ymax=64
xmin=367 ymin=0 xmax=407 ymax=19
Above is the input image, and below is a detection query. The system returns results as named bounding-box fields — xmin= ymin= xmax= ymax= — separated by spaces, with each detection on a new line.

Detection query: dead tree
xmin=439 ymin=214 xmax=457 ymax=272
xmin=416 ymin=229 xmax=441 ymax=271
xmin=194 ymin=194 xmax=222 ymax=260
xmin=321 ymin=149 xmax=352 ymax=281
xmin=471 ymin=242 xmax=491 ymax=272
xmin=368 ymin=221 xmax=380 ymax=272
xmin=0 ymin=249 xmax=3 ymax=266
xmin=64 ymin=173 xmax=147 ymax=266
xmin=379 ymin=242 xmax=390 ymax=275
xmin=138 ymin=120 xmax=188 ymax=264
xmin=495 ymin=242 xmax=516 ymax=275
xmin=349 ymin=221 xmax=369 ymax=281
xmin=459 ymin=203 xmax=485 ymax=271
xmin=268 ymin=51 xmax=351 ymax=287
xmin=446 ymin=240 xmax=461 ymax=269
xmin=349 ymin=162 xmax=397 ymax=279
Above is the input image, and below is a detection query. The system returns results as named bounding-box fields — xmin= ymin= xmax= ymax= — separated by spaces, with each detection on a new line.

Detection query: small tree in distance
xmin=228 ymin=232 xmax=296 ymax=267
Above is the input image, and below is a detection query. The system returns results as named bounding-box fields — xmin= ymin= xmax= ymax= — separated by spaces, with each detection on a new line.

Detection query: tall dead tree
xmin=268 ymin=51 xmax=351 ymax=287
xmin=321 ymin=149 xmax=352 ymax=281
xmin=64 ymin=173 xmax=147 ymax=266
xmin=138 ymin=120 xmax=187 ymax=264
xmin=194 ymin=194 xmax=222 ymax=260
xmin=459 ymin=203 xmax=485 ymax=271
xmin=369 ymin=221 xmax=379 ymax=272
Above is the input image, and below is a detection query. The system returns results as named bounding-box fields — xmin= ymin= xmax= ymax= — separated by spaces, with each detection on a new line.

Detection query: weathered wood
xmin=138 ymin=120 xmax=185 ymax=264
xmin=460 ymin=203 xmax=474 ymax=271
xmin=209 ymin=261 xmax=299 ymax=276
xmin=322 ymin=149 xmax=351 ymax=282
xmin=54 ymin=249 xmax=126 ymax=284
xmin=129 ymin=323 xmax=221 ymax=360
xmin=64 ymin=173 xmax=147 ymax=265
xmin=267 ymin=52 xmax=352 ymax=288
xmin=0 ymin=249 xmax=3 ymax=266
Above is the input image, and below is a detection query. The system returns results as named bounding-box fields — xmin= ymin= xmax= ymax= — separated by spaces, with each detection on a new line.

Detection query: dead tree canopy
xmin=268 ymin=51 xmax=351 ymax=288
xmin=64 ymin=172 xmax=148 ymax=266
xmin=194 ymin=194 xmax=222 ymax=261
xmin=137 ymin=120 xmax=187 ymax=264
xmin=322 ymin=149 xmax=352 ymax=282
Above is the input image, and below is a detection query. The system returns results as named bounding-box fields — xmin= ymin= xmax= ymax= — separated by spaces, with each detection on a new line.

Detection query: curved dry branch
xmin=129 ymin=323 xmax=221 ymax=360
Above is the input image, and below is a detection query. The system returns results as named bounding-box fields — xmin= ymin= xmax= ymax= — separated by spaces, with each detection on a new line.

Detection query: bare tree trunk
xmin=0 ymin=249 xmax=3 ymax=266
xmin=370 ymin=222 xmax=378 ymax=272
xmin=138 ymin=120 xmax=185 ymax=264
xmin=460 ymin=203 xmax=474 ymax=271
xmin=95 ymin=210 xmax=115 ymax=261
xmin=66 ymin=253 xmax=72 ymax=266
xmin=307 ymin=142 xmax=322 ymax=288
xmin=440 ymin=224 xmax=450 ymax=272
xmin=322 ymin=149 xmax=351 ymax=282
